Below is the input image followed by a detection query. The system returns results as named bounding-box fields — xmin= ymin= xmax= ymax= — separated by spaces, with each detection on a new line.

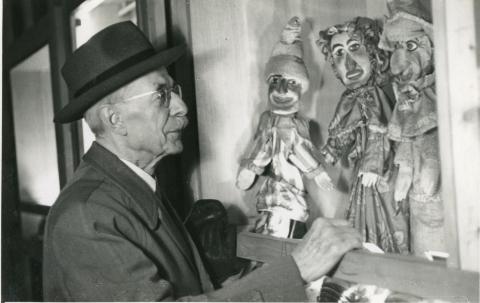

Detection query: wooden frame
xmin=237 ymin=231 xmax=479 ymax=301
xmin=433 ymin=0 xmax=480 ymax=271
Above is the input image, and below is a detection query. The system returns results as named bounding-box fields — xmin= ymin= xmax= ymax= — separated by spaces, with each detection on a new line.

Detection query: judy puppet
xmin=318 ymin=17 xmax=409 ymax=253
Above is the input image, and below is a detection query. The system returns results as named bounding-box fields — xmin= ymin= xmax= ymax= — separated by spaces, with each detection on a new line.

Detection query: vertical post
xmin=136 ymin=0 xmax=167 ymax=49
xmin=50 ymin=0 xmax=81 ymax=185
xmin=433 ymin=0 xmax=480 ymax=272
xmin=166 ymin=0 xmax=203 ymax=204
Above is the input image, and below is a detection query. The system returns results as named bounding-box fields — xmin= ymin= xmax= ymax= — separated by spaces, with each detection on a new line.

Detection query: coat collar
xmin=83 ymin=142 xmax=159 ymax=229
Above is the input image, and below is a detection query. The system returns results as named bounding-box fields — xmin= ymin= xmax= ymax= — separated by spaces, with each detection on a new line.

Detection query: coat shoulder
xmin=46 ymin=163 xmax=130 ymax=232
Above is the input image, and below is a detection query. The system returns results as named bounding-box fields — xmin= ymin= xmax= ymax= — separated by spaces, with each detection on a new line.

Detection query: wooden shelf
xmin=237 ymin=231 xmax=479 ymax=301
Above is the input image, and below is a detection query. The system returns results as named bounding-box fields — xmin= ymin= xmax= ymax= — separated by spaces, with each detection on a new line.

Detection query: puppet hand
xmin=236 ymin=168 xmax=256 ymax=190
xmin=314 ymin=172 xmax=334 ymax=191
xmin=394 ymin=166 xmax=413 ymax=202
xmin=359 ymin=172 xmax=380 ymax=187
xmin=292 ymin=218 xmax=362 ymax=283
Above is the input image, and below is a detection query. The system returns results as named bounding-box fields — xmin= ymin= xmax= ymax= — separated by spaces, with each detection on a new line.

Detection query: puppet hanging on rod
xmin=379 ymin=0 xmax=445 ymax=256
xmin=236 ymin=16 xmax=333 ymax=239
xmin=318 ymin=17 xmax=409 ymax=254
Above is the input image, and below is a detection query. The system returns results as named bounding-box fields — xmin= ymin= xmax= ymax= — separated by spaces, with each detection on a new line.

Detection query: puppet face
xmin=330 ymin=32 xmax=372 ymax=89
xmin=268 ymin=74 xmax=301 ymax=115
xmin=389 ymin=35 xmax=433 ymax=88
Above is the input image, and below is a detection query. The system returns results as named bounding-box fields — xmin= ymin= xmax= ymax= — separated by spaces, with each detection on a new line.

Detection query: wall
xmin=188 ymin=0 xmax=387 ymax=223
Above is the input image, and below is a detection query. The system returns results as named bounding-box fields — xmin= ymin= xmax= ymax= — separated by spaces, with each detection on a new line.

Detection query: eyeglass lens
xmin=158 ymin=84 xmax=182 ymax=107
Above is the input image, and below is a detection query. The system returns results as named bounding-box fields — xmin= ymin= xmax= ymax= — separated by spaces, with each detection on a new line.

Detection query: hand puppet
xmin=379 ymin=0 xmax=445 ymax=256
xmin=237 ymin=17 xmax=333 ymax=239
xmin=318 ymin=17 xmax=409 ymax=253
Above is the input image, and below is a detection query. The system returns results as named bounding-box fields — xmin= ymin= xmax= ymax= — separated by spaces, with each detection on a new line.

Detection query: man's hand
xmin=314 ymin=172 xmax=334 ymax=191
xmin=359 ymin=172 xmax=379 ymax=187
xmin=291 ymin=218 xmax=362 ymax=283
xmin=236 ymin=168 xmax=256 ymax=190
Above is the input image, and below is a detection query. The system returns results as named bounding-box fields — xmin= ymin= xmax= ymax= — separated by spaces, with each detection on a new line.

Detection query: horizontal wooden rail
xmin=237 ymin=231 xmax=479 ymax=301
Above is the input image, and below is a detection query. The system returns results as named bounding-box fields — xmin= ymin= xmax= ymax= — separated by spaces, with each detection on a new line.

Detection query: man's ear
xmin=99 ymin=105 xmax=127 ymax=135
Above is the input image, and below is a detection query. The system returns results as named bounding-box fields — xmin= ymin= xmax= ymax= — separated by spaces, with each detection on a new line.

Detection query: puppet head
xmin=379 ymin=0 xmax=434 ymax=92
xmin=265 ymin=16 xmax=309 ymax=115
xmin=318 ymin=17 xmax=388 ymax=90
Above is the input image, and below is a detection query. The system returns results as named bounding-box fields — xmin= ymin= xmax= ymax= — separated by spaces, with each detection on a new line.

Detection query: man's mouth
xmin=346 ymin=69 xmax=364 ymax=80
xmin=166 ymin=118 xmax=189 ymax=134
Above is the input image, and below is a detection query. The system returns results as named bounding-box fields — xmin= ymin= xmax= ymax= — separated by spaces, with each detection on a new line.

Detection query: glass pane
xmin=71 ymin=0 xmax=137 ymax=153
xmin=10 ymin=45 xmax=60 ymax=206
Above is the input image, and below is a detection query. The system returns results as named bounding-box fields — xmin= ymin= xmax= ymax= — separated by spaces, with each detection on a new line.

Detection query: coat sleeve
xmin=47 ymin=198 xmax=176 ymax=301
xmin=185 ymin=257 xmax=307 ymax=302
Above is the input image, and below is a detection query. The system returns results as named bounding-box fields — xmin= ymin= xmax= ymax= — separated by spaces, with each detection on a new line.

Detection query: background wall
xmin=188 ymin=0 xmax=388 ymax=223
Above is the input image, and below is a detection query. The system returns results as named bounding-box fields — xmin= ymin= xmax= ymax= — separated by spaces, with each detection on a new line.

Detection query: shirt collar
xmin=119 ymin=158 xmax=157 ymax=192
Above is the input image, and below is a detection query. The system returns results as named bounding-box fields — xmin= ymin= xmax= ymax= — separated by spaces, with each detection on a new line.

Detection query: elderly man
xmin=43 ymin=21 xmax=361 ymax=301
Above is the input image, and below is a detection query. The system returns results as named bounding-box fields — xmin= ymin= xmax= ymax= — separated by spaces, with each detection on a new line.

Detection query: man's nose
xmin=390 ymin=49 xmax=409 ymax=76
xmin=345 ymin=53 xmax=357 ymax=72
xmin=169 ymin=94 xmax=188 ymax=116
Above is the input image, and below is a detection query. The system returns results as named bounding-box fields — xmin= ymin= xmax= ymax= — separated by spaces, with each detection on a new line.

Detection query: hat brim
xmin=54 ymin=44 xmax=187 ymax=123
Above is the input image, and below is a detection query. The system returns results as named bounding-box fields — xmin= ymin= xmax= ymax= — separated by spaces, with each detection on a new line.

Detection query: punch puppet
xmin=318 ymin=17 xmax=409 ymax=253
xmin=379 ymin=0 xmax=445 ymax=256
xmin=236 ymin=17 xmax=333 ymax=239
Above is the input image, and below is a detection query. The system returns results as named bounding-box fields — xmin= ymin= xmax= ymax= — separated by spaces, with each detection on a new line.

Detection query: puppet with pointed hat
xmin=379 ymin=0 xmax=445 ymax=256
xmin=236 ymin=17 xmax=333 ymax=239
xmin=317 ymin=17 xmax=409 ymax=254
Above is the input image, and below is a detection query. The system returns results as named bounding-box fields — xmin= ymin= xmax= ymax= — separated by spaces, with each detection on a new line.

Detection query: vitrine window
xmin=10 ymin=45 xmax=60 ymax=206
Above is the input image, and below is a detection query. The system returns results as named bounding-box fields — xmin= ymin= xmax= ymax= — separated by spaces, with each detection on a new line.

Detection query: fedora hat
xmin=54 ymin=21 xmax=186 ymax=123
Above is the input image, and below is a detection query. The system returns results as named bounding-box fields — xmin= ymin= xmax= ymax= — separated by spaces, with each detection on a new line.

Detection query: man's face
xmin=117 ymin=68 xmax=188 ymax=158
xmin=389 ymin=35 xmax=433 ymax=88
xmin=330 ymin=32 xmax=372 ymax=89
xmin=268 ymin=75 xmax=302 ymax=115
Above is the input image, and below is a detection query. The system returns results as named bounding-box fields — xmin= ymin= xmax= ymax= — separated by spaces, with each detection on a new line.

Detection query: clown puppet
xmin=236 ymin=17 xmax=333 ymax=239
xmin=379 ymin=0 xmax=445 ymax=256
xmin=317 ymin=17 xmax=409 ymax=254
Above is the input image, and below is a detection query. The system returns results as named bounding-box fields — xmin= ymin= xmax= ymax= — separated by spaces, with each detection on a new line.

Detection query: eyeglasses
xmin=121 ymin=84 xmax=182 ymax=108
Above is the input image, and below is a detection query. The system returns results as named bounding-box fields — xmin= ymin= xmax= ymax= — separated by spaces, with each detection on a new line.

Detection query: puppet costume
xmin=240 ymin=111 xmax=326 ymax=234
xmin=237 ymin=17 xmax=331 ymax=239
xmin=318 ymin=18 xmax=409 ymax=254
xmin=379 ymin=3 xmax=445 ymax=256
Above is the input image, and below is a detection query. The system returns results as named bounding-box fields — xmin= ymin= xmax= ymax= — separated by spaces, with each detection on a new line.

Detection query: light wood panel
xmin=432 ymin=0 xmax=480 ymax=272
xmin=237 ymin=231 xmax=479 ymax=301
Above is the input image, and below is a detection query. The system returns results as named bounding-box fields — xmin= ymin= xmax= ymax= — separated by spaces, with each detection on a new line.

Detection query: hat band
xmin=74 ymin=48 xmax=155 ymax=97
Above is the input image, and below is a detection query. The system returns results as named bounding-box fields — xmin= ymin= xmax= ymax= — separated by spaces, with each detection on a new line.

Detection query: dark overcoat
xmin=43 ymin=142 xmax=306 ymax=301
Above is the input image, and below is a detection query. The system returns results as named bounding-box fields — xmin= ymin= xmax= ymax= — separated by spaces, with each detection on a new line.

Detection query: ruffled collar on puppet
xmin=344 ymin=80 xmax=379 ymax=109
xmin=327 ymin=83 xmax=377 ymax=136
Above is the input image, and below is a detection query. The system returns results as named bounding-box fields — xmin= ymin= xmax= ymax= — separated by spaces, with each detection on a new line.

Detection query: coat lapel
xmin=84 ymin=142 xmax=199 ymax=274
